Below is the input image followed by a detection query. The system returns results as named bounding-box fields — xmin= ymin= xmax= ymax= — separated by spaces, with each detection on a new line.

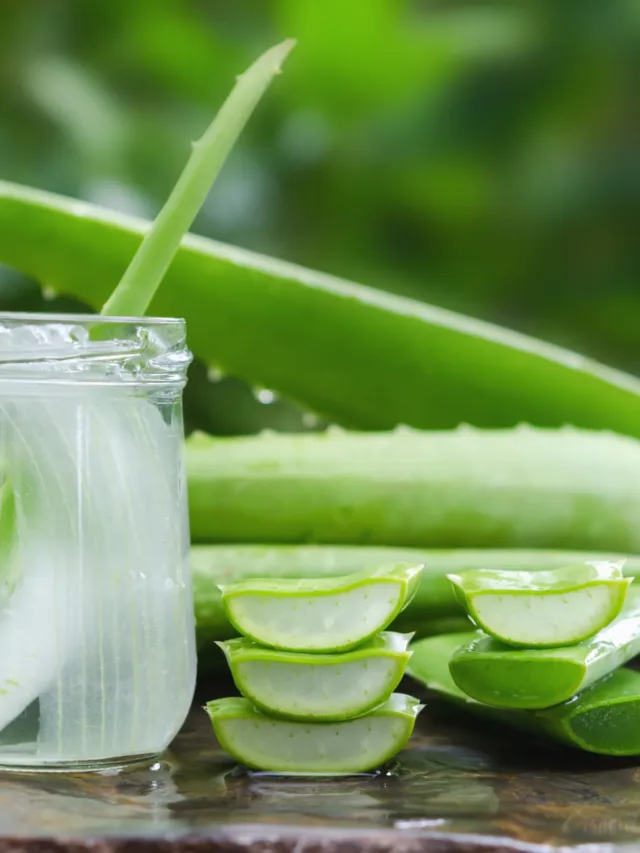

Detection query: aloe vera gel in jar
xmin=0 ymin=313 xmax=196 ymax=769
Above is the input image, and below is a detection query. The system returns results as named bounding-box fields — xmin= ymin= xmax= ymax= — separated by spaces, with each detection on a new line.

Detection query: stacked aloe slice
xmin=206 ymin=562 xmax=425 ymax=774
xmin=408 ymin=560 xmax=640 ymax=756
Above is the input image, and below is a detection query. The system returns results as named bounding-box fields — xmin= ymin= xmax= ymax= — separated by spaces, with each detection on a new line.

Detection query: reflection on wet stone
xmin=2 ymin=693 xmax=640 ymax=851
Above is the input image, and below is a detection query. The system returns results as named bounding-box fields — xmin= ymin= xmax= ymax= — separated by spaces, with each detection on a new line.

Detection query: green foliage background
xmin=1 ymin=0 xmax=639 ymax=432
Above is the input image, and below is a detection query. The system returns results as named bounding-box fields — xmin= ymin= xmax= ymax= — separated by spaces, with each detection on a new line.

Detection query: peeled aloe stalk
xmin=448 ymin=586 xmax=640 ymax=709
xmin=206 ymin=694 xmax=423 ymax=773
xmin=408 ymin=633 xmax=640 ymax=756
xmin=218 ymin=631 xmax=413 ymax=721
xmin=219 ymin=562 xmax=423 ymax=652
xmin=448 ymin=561 xmax=631 ymax=648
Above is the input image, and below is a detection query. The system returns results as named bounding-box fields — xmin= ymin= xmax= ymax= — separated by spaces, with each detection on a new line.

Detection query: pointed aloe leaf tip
xmin=102 ymin=38 xmax=296 ymax=318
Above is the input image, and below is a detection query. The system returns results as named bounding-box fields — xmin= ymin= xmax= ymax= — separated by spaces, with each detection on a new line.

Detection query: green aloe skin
xmin=185 ymin=427 xmax=640 ymax=554
xmin=102 ymin=40 xmax=295 ymax=318
xmin=407 ymin=633 xmax=640 ymax=757
xmin=218 ymin=562 xmax=423 ymax=652
xmin=449 ymin=586 xmax=640 ymax=709
xmin=0 ymin=472 xmax=20 ymax=613
xmin=205 ymin=694 xmax=423 ymax=774
xmin=448 ymin=561 xmax=631 ymax=648
xmin=217 ymin=631 xmax=413 ymax=721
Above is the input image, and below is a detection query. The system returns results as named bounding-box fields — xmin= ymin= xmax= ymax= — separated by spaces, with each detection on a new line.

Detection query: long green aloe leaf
xmin=449 ymin=586 xmax=640 ymax=709
xmin=407 ymin=633 xmax=640 ymax=756
xmin=1 ymin=192 xmax=640 ymax=432
xmin=185 ymin=427 xmax=640 ymax=553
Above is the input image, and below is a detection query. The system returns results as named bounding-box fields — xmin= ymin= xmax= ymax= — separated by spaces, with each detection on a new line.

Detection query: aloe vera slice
xmin=447 ymin=561 xmax=631 ymax=648
xmin=218 ymin=631 xmax=413 ymax=721
xmin=408 ymin=633 xmax=640 ymax=756
xmin=448 ymin=586 xmax=640 ymax=709
xmin=190 ymin=545 xmax=640 ymax=661
xmin=206 ymin=693 xmax=422 ymax=773
xmin=219 ymin=562 xmax=423 ymax=652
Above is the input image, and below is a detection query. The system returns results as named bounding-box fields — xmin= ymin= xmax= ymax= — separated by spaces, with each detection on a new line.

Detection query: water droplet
xmin=42 ymin=286 xmax=57 ymax=302
xmin=257 ymin=389 xmax=276 ymax=405
xmin=302 ymin=411 xmax=321 ymax=429
xmin=395 ymin=819 xmax=447 ymax=830
xmin=327 ymin=424 xmax=345 ymax=437
xmin=207 ymin=365 xmax=224 ymax=382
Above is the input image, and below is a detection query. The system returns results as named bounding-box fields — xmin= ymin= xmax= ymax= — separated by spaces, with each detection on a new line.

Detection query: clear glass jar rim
xmin=0 ymin=312 xmax=190 ymax=387
xmin=0 ymin=311 xmax=185 ymax=327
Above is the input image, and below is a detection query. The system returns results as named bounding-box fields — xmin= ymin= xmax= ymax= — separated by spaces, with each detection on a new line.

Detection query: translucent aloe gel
xmin=218 ymin=563 xmax=424 ymax=652
xmin=218 ymin=631 xmax=414 ymax=720
xmin=206 ymin=694 xmax=423 ymax=774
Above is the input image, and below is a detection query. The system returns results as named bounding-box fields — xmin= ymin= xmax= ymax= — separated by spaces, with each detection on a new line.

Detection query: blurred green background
xmin=1 ymin=0 xmax=639 ymax=432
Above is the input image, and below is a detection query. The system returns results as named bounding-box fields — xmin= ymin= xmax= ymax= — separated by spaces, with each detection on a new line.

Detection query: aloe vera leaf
xmin=0 ymin=472 xmax=19 ymax=611
xmin=217 ymin=631 xmax=413 ymax=721
xmin=447 ymin=561 xmax=631 ymax=648
xmin=449 ymin=586 xmax=640 ymax=709
xmin=219 ymin=562 xmax=423 ymax=652
xmin=206 ymin=693 xmax=423 ymax=773
xmin=190 ymin=545 xmax=640 ymax=658
xmin=3 ymin=189 xmax=640 ymax=435
xmin=185 ymin=427 xmax=640 ymax=552
xmin=0 ymin=39 xmax=296 ymax=745
xmin=102 ymin=40 xmax=295 ymax=317
xmin=407 ymin=633 xmax=640 ymax=756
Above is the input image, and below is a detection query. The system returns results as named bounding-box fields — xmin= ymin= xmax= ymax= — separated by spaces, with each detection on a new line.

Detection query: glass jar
xmin=0 ymin=313 xmax=196 ymax=770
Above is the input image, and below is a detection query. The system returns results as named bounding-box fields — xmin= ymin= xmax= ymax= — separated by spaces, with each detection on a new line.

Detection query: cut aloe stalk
xmin=0 ymin=470 xmax=19 ymax=611
xmin=217 ymin=631 xmax=413 ymax=721
xmin=447 ymin=560 xmax=631 ymax=648
xmin=206 ymin=693 xmax=423 ymax=773
xmin=448 ymin=586 xmax=640 ymax=709
xmin=408 ymin=633 xmax=640 ymax=756
xmin=218 ymin=562 xmax=423 ymax=652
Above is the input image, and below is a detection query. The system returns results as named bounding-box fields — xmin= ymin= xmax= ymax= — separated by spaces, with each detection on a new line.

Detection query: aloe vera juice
xmin=0 ymin=314 xmax=196 ymax=769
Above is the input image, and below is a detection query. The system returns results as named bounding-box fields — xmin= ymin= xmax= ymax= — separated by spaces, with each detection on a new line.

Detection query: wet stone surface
xmin=1 ymin=679 xmax=640 ymax=852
